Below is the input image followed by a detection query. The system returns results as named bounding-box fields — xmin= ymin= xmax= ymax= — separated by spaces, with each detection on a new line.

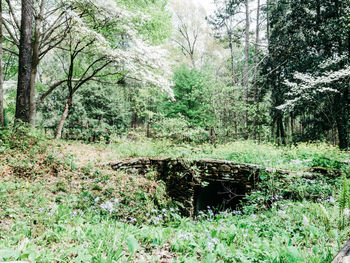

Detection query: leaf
xmin=127 ymin=235 xmax=140 ymax=254
xmin=0 ymin=248 xmax=21 ymax=260
xmin=205 ymin=253 xmax=216 ymax=263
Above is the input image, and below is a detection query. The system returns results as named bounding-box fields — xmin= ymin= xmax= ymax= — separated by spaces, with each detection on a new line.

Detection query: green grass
xmin=107 ymin=138 xmax=349 ymax=171
xmin=0 ymin=178 xmax=348 ymax=262
xmin=1 ymin=134 xmax=350 ymax=262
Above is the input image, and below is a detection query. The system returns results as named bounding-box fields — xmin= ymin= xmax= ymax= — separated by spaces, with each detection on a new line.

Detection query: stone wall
xmin=111 ymin=158 xmax=290 ymax=216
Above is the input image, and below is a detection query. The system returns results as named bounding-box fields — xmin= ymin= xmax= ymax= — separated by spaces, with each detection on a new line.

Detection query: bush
xmin=152 ymin=117 xmax=208 ymax=143
xmin=0 ymin=122 xmax=46 ymax=152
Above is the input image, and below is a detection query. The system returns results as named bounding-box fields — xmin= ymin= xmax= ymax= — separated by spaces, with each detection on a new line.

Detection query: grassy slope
xmin=0 ymin=138 xmax=349 ymax=262
xmin=107 ymin=138 xmax=349 ymax=170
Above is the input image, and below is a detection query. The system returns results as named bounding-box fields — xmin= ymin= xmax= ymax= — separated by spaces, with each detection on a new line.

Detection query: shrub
xmin=152 ymin=117 xmax=208 ymax=143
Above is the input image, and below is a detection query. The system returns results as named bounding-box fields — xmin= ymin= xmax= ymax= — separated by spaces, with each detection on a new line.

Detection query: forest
xmin=0 ymin=0 xmax=349 ymax=262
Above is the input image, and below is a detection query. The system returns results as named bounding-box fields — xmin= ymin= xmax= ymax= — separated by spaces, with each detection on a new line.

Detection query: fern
xmin=338 ymin=175 xmax=349 ymax=228
xmin=319 ymin=204 xmax=330 ymax=229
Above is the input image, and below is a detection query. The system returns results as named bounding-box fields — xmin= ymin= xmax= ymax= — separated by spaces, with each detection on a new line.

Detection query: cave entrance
xmin=194 ymin=181 xmax=247 ymax=215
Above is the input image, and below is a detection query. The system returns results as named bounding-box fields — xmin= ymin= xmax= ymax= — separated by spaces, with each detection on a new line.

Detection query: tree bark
xmin=253 ymin=0 xmax=261 ymax=139
xmin=15 ymin=0 xmax=33 ymax=123
xmin=277 ymin=115 xmax=286 ymax=145
xmin=244 ymin=0 xmax=250 ymax=137
xmin=228 ymin=33 xmax=238 ymax=138
xmin=55 ymin=96 xmax=72 ymax=139
xmin=335 ymin=87 xmax=349 ymax=150
xmin=229 ymin=34 xmax=235 ymax=87
xmin=266 ymin=0 xmax=270 ymax=46
xmin=29 ymin=0 xmax=45 ymax=126
xmin=0 ymin=0 xmax=4 ymax=127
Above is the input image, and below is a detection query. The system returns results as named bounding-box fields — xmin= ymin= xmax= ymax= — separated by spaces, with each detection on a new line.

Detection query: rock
xmin=110 ymin=157 xmax=340 ymax=216
xmin=218 ymin=164 xmax=231 ymax=172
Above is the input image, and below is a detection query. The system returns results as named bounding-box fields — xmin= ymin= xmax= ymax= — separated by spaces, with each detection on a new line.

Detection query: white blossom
xmin=277 ymin=56 xmax=350 ymax=112
xmin=64 ymin=0 xmax=174 ymax=97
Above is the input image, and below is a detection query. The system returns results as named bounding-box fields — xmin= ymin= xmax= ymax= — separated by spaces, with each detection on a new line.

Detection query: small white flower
xmin=326 ymin=196 xmax=335 ymax=203
xmin=179 ymin=233 xmax=193 ymax=240
xmin=303 ymin=215 xmax=309 ymax=226
xmin=344 ymin=208 xmax=350 ymax=216
xmin=207 ymin=242 xmax=214 ymax=251
xmin=100 ymin=201 xmax=115 ymax=213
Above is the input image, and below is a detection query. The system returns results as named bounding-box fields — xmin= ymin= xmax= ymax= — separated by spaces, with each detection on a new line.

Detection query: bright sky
xmin=194 ymin=0 xmax=216 ymax=15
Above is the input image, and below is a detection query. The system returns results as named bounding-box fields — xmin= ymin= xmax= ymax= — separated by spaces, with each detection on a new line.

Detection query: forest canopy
xmin=0 ymin=0 xmax=348 ymax=149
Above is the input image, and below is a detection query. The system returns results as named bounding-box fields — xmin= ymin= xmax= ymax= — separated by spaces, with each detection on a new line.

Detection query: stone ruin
xmin=111 ymin=158 xmax=290 ymax=216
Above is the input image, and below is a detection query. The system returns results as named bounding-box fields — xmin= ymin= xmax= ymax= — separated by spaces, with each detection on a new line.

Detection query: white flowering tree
xmin=277 ymin=55 xmax=350 ymax=149
xmin=53 ymin=0 xmax=173 ymax=139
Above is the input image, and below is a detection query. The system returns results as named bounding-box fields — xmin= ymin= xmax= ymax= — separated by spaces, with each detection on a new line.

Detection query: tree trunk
xmin=335 ymin=88 xmax=349 ymax=150
xmin=29 ymin=0 xmax=45 ymax=126
xmin=228 ymin=34 xmax=239 ymax=138
xmin=266 ymin=0 xmax=270 ymax=46
xmin=29 ymin=65 xmax=37 ymax=125
xmin=253 ymin=0 xmax=261 ymax=139
xmin=229 ymin=34 xmax=235 ymax=87
xmin=244 ymin=0 xmax=250 ymax=137
xmin=0 ymin=0 xmax=4 ymax=127
xmin=15 ymin=0 xmax=33 ymax=123
xmin=336 ymin=114 xmax=348 ymax=150
xmin=56 ymin=97 xmax=72 ymax=139
xmin=277 ymin=115 xmax=286 ymax=145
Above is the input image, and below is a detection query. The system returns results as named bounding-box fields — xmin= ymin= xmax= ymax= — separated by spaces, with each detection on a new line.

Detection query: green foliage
xmin=0 ymin=123 xmax=45 ymax=152
xmin=262 ymin=0 xmax=350 ymax=148
xmin=117 ymin=0 xmax=172 ymax=44
xmin=339 ymin=176 xmax=348 ymax=215
xmin=161 ymin=65 xmax=211 ymax=127
xmin=311 ymin=155 xmax=345 ymax=170
xmin=152 ymin=117 xmax=208 ymax=142
xmin=39 ymin=84 xmax=131 ymax=141
xmin=337 ymin=172 xmax=350 ymax=228
xmin=0 ymin=138 xmax=349 ymax=262
xmin=108 ymin=139 xmax=349 ymax=171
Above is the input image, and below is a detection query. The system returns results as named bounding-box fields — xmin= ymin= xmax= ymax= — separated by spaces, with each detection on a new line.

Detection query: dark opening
xmin=194 ymin=181 xmax=247 ymax=215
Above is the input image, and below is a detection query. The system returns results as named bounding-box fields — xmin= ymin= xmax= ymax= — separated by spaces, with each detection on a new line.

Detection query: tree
xmin=0 ymin=0 xmax=3 ymax=127
xmin=54 ymin=0 xmax=172 ymax=139
xmin=162 ymin=65 xmax=209 ymax=125
xmin=262 ymin=0 xmax=350 ymax=148
xmin=171 ymin=0 xmax=207 ymax=68
xmin=243 ymin=0 xmax=250 ymax=135
xmin=209 ymin=0 xmax=243 ymax=87
xmin=253 ymin=0 xmax=261 ymax=139
xmin=15 ymin=0 xmax=33 ymax=123
xmin=278 ymin=59 xmax=350 ymax=149
xmin=3 ymin=0 xmax=73 ymax=125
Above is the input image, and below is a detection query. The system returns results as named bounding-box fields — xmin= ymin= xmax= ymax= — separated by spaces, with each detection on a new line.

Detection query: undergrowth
xmin=0 ymin=130 xmax=350 ymax=262
xmin=106 ymin=137 xmax=349 ymax=171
